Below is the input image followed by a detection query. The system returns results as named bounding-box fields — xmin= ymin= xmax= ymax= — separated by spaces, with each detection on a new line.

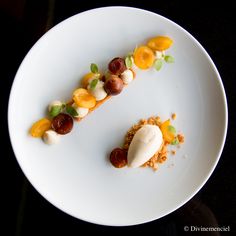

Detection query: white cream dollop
xmin=155 ymin=50 xmax=165 ymax=60
xmin=48 ymin=100 xmax=63 ymax=112
xmin=127 ymin=125 xmax=163 ymax=168
xmin=72 ymin=103 xmax=89 ymax=118
xmin=88 ymin=80 xmax=107 ymax=101
xmin=43 ymin=130 xmax=60 ymax=145
xmin=121 ymin=69 xmax=134 ymax=84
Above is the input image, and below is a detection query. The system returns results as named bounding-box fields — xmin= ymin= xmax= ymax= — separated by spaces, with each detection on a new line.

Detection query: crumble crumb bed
xmin=123 ymin=116 xmax=184 ymax=171
xmin=177 ymin=133 xmax=185 ymax=143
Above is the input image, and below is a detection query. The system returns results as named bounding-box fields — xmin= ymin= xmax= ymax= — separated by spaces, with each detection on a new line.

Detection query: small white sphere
xmin=155 ymin=50 xmax=165 ymax=59
xmin=48 ymin=100 xmax=63 ymax=112
xmin=121 ymin=69 xmax=133 ymax=84
xmin=72 ymin=104 xmax=89 ymax=118
xmin=43 ymin=130 xmax=60 ymax=145
xmin=88 ymin=80 xmax=107 ymax=101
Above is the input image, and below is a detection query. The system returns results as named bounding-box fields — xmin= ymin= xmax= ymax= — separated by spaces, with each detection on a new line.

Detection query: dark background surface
xmin=1 ymin=0 xmax=235 ymax=235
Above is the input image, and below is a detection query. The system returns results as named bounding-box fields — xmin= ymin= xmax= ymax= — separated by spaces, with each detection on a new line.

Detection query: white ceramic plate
xmin=8 ymin=7 xmax=227 ymax=226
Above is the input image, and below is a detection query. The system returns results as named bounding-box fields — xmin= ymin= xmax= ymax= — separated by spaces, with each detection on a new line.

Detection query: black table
xmin=1 ymin=1 xmax=235 ymax=235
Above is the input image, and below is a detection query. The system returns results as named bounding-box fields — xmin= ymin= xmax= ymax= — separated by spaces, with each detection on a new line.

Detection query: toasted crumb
xmin=153 ymin=163 xmax=158 ymax=171
xmin=177 ymin=133 xmax=185 ymax=143
xmin=140 ymin=119 xmax=147 ymax=125
xmin=155 ymin=116 xmax=161 ymax=126
xmin=171 ymin=150 xmax=176 ymax=155
xmin=171 ymin=113 xmax=177 ymax=120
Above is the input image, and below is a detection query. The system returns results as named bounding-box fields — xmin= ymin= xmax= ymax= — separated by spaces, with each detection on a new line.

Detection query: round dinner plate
xmin=8 ymin=7 xmax=227 ymax=226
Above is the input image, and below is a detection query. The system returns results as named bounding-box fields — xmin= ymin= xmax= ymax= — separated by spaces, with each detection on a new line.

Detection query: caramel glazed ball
xmin=108 ymin=57 xmax=127 ymax=75
xmin=104 ymin=57 xmax=127 ymax=95
xmin=104 ymin=75 xmax=124 ymax=95
xmin=110 ymin=147 xmax=127 ymax=168
xmin=51 ymin=113 xmax=73 ymax=134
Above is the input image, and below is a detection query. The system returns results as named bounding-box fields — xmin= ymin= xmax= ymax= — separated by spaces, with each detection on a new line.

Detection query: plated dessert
xmin=29 ymin=35 xmax=175 ymax=145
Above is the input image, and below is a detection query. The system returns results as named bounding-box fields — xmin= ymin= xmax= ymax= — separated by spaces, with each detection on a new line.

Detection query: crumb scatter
xmin=123 ymin=116 xmax=178 ymax=170
xmin=171 ymin=113 xmax=177 ymax=120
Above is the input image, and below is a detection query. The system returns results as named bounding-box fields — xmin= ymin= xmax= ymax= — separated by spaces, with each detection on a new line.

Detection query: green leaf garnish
xmin=154 ymin=59 xmax=163 ymax=71
xmin=168 ymin=125 xmax=176 ymax=134
xmin=125 ymin=55 xmax=133 ymax=69
xmin=89 ymin=78 xmax=99 ymax=90
xmin=171 ymin=137 xmax=179 ymax=145
xmin=90 ymin=63 xmax=99 ymax=74
xmin=49 ymin=105 xmax=62 ymax=117
xmin=164 ymin=55 xmax=175 ymax=63
xmin=61 ymin=103 xmax=66 ymax=109
xmin=127 ymin=51 xmax=133 ymax=57
xmin=66 ymin=105 xmax=78 ymax=117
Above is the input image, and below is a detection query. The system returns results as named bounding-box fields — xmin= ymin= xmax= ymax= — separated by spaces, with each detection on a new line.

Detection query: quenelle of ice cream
xmin=127 ymin=124 xmax=163 ymax=168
